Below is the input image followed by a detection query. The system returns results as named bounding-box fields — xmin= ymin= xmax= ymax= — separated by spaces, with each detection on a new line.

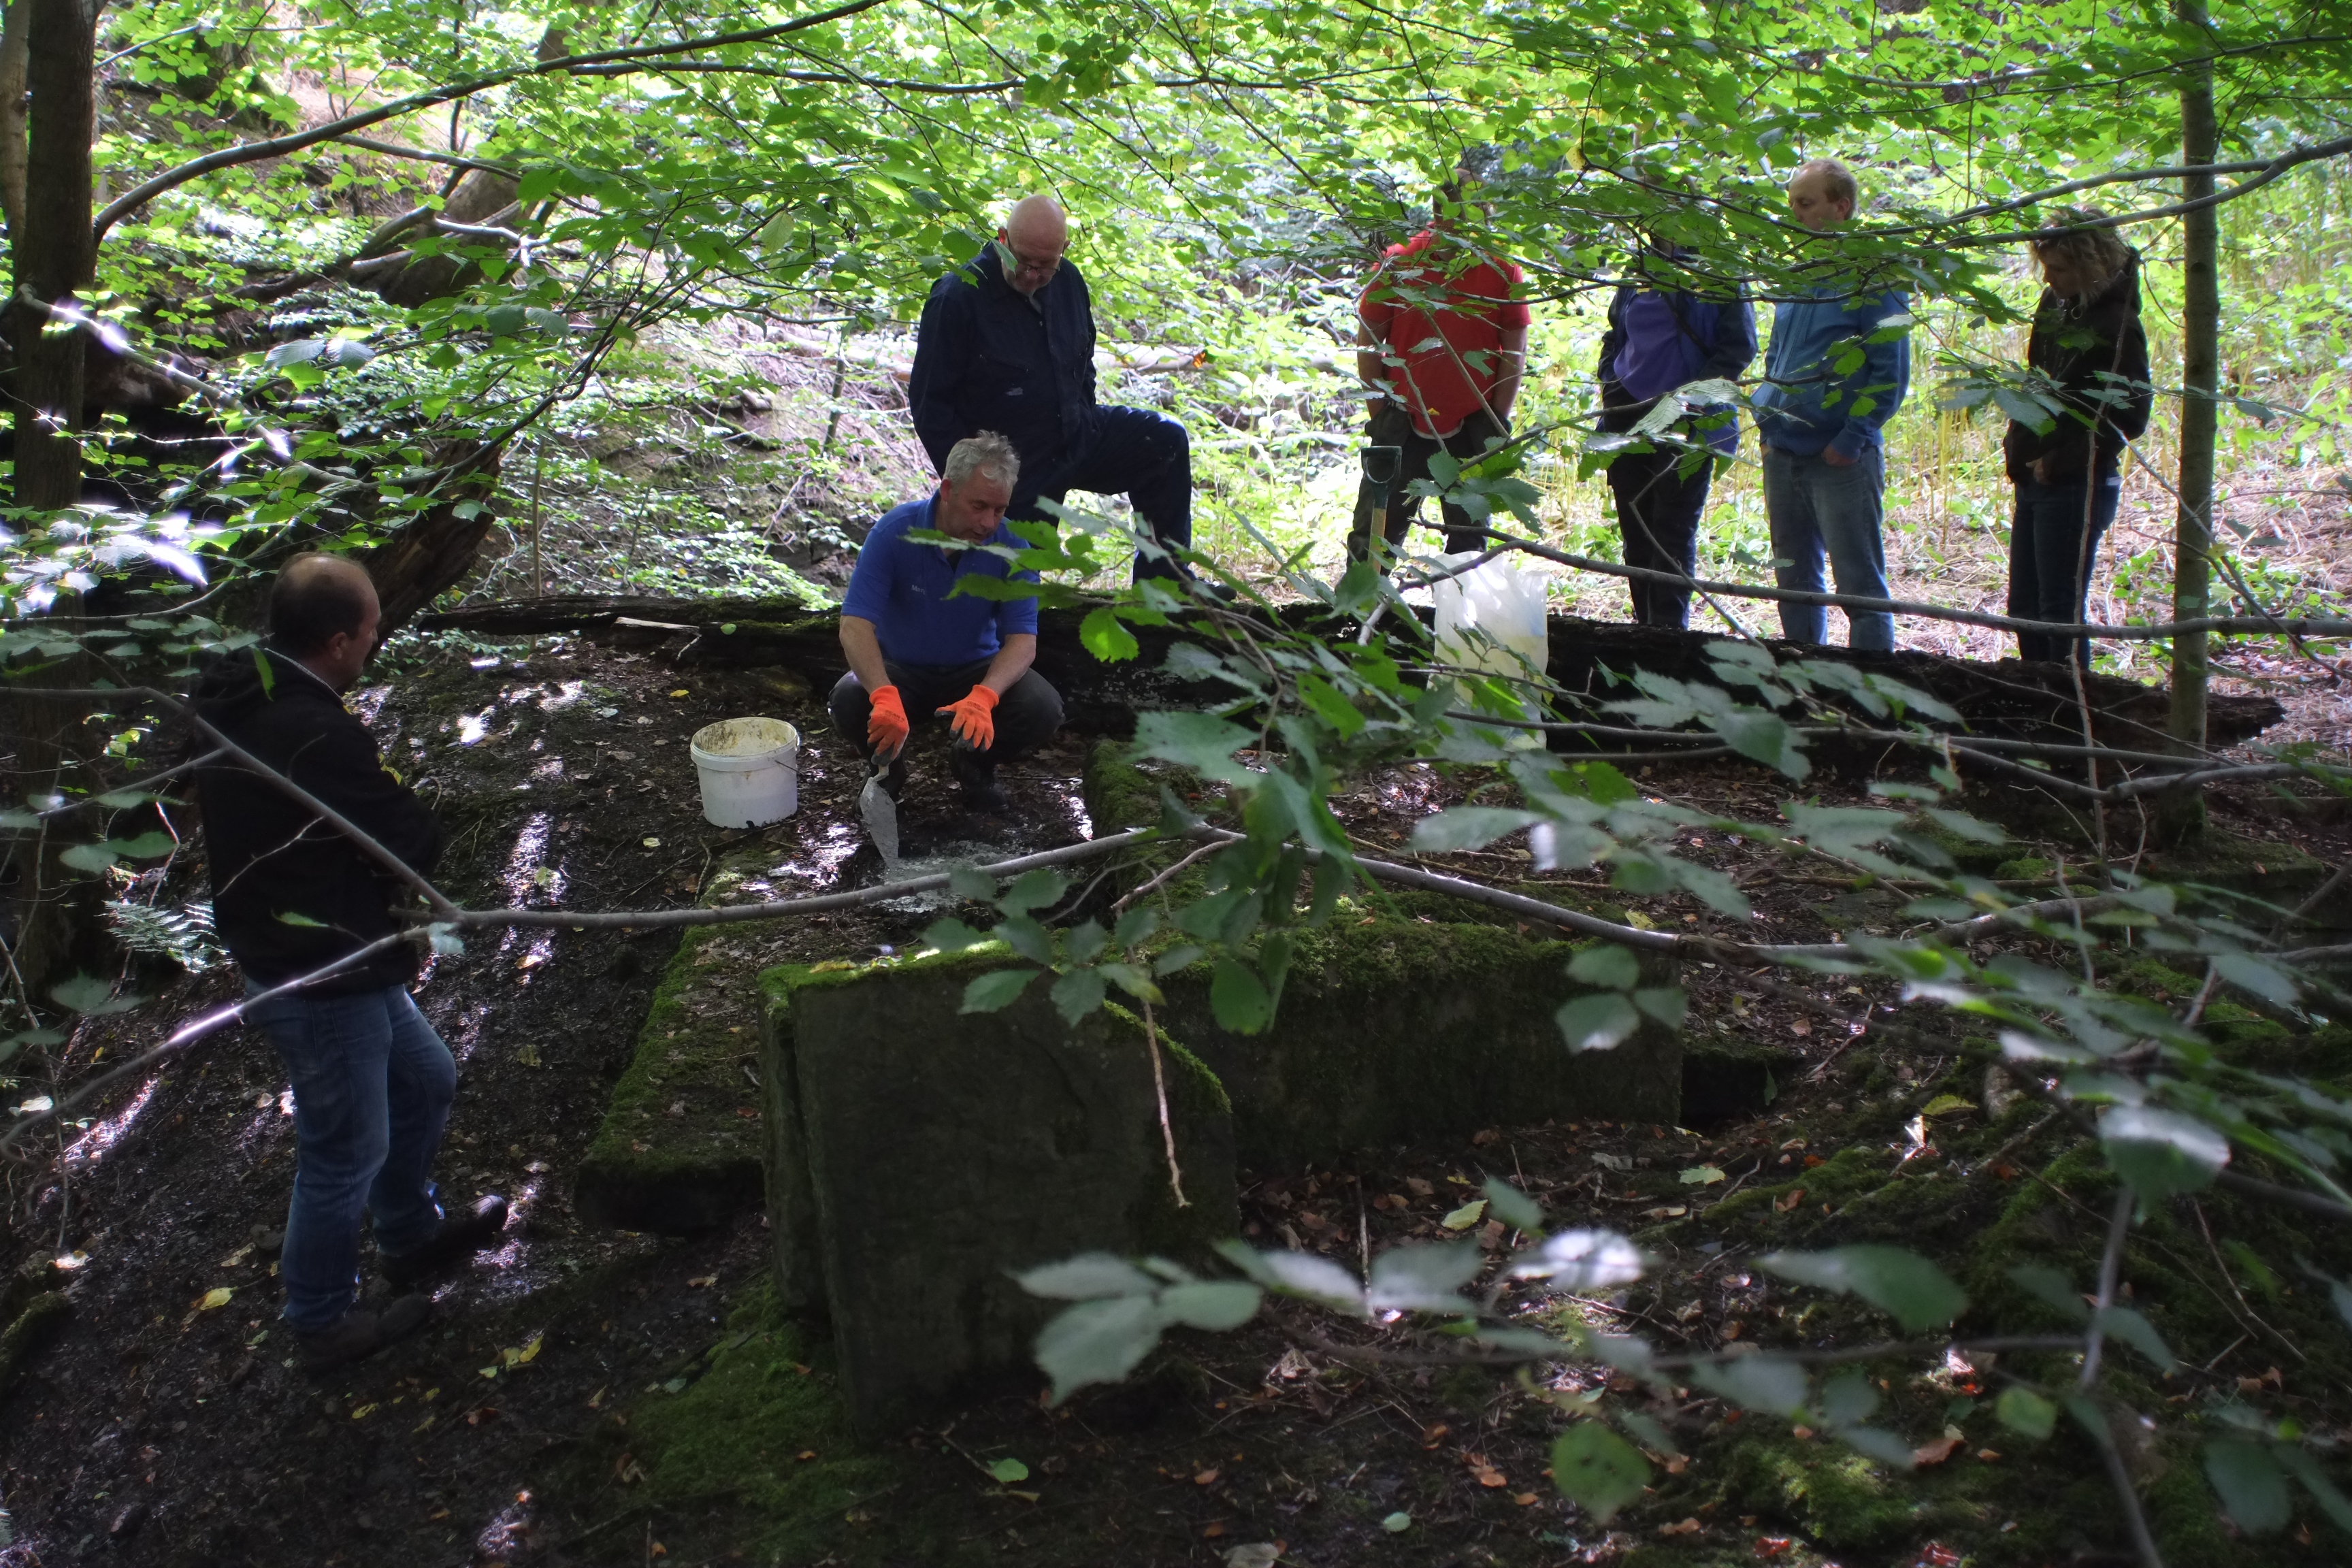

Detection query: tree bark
xmin=10 ymin=0 xmax=94 ymax=510
xmin=0 ymin=0 xmax=99 ymax=1007
xmin=2169 ymin=0 xmax=2218 ymax=752
xmin=0 ymin=3 xmax=31 ymax=240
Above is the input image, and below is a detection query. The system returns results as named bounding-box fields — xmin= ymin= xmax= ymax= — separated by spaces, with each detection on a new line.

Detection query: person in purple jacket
xmin=1595 ymin=250 xmax=1758 ymax=628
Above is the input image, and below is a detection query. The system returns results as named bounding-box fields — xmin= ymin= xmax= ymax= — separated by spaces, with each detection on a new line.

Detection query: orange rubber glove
xmin=866 ymin=684 xmax=910 ymax=759
xmin=936 ymin=683 xmax=1000 ymax=751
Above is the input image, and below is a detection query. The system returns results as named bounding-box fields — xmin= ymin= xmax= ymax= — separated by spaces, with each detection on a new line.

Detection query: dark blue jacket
xmin=908 ymin=245 xmax=1097 ymax=474
xmin=1595 ymin=282 xmax=1757 ymax=456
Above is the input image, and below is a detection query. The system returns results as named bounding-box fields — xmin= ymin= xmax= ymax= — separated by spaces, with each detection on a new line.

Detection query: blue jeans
xmin=1763 ymin=446 xmax=1893 ymax=652
xmin=1012 ymin=405 xmax=1193 ymax=583
xmin=2009 ymin=472 xmax=2123 ymax=666
xmin=246 ymin=982 xmax=455 ymax=1329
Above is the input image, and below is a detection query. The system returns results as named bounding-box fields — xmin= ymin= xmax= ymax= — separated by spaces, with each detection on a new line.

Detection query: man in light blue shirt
xmin=1750 ymin=159 xmax=1911 ymax=651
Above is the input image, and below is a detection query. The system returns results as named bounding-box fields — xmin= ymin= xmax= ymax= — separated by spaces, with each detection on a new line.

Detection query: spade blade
xmin=859 ymin=769 xmax=900 ymax=868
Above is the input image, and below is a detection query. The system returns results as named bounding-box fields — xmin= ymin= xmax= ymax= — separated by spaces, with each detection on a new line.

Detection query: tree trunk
xmin=359 ymin=441 xmax=508 ymax=640
xmin=10 ymin=0 xmax=94 ymax=510
xmin=2169 ymin=1 xmax=2218 ymax=751
xmin=0 ymin=3 xmax=31 ymax=240
xmin=0 ymin=0 xmax=99 ymax=1008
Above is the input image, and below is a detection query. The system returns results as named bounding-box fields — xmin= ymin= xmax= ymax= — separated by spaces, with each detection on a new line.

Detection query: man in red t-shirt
xmin=1349 ymin=172 xmax=1531 ymax=564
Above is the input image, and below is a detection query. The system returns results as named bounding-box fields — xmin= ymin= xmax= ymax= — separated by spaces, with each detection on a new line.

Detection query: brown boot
xmin=295 ymin=1294 xmax=430 ymax=1373
xmin=380 ymin=1194 xmax=510 ymax=1292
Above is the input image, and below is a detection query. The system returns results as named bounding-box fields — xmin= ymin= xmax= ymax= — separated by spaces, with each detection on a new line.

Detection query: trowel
xmin=859 ymin=752 xmax=900 ymax=871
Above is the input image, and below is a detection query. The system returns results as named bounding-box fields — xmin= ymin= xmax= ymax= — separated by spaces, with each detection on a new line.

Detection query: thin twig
xmin=2079 ymin=1183 xmax=2136 ymax=1390
xmin=1140 ymin=999 xmax=1187 ymax=1209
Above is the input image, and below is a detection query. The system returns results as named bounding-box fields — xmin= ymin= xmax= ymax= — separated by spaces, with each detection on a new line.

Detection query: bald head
xmin=269 ymin=553 xmax=381 ymax=689
xmin=997 ymin=195 xmax=1070 ymax=295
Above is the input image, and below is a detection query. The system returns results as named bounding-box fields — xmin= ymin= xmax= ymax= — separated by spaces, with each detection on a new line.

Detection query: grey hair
xmin=1791 ymin=157 xmax=1859 ymax=212
xmin=944 ymin=430 xmax=1020 ymax=489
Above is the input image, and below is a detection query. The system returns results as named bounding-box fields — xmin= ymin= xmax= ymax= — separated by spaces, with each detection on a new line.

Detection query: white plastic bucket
xmin=689 ymin=717 xmax=800 ymax=828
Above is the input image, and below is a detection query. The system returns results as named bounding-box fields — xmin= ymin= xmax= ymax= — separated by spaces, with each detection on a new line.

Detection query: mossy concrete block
xmin=760 ymin=953 xmax=1237 ymax=1437
xmin=574 ymin=921 xmax=767 ymax=1232
xmin=1158 ymin=919 xmax=1681 ymax=1167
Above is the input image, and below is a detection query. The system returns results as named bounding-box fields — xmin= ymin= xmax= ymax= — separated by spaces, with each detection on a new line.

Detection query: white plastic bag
xmin=1431 ymin=554 xmax=1549 ymax=681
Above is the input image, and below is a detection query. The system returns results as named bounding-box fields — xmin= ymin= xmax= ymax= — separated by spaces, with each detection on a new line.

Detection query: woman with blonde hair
xmin=2003 ymin=208 xmax=2153 ymax=665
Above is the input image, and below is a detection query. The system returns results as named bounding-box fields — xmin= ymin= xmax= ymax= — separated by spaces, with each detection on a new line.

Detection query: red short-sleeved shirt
xmin=1358 ymin=229 xmax=1531 ymax=438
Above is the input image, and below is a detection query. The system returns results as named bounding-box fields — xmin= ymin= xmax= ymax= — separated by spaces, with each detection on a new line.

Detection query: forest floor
xmin=3 ymin=627 xmax=2352 ymax=1568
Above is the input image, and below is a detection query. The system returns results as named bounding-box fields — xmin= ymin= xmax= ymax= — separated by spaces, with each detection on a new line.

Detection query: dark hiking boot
xmin=949 ymin=747 xmax=1009 ymax=813
xmin=296 ymin=1294 xmax=430 ymax=1373
xmin=380 ymin=1194 xmax=510 ymax=1291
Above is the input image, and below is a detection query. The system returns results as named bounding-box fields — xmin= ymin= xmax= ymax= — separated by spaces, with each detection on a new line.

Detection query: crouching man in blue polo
xmin=828 ymin=430 xmax=1065 ymax=813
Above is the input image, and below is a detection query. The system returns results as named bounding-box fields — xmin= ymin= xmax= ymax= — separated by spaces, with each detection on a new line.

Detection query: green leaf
xmin=1034 ymin=1294 xmax=1164 ymax=1403
xmin=2007 ymin=1263 xmax=2091 ymax=1324
xmin=274 ymin=911 xmax=329 ymax=928
xmin=1368 ymin=1241 xmax=1482 ymax=1312
xmin=1049 ymin=966 xmax=1107 ymax=1025
xmin=1111 ymin=906 xmax=1160 ymax=948
xmin=1483 ymin=1177 xmax=1544 ymax=1234
xmin=1555 ymin=992 xmax=1640 ymax=1052
xmin=1633 ymin=987 xmax=1687 ymax=1028
xmin=2213 ymin=951 xmax=2298 ymax=1007
xmin=1710 ymin=708 xmax=1810 ymax=779
xmin=1213 ymin=1241 xmax=1364 ymax=1313
xmin=1079 ymin=606 xmax=1139 ymax=662
xmin=1678 ymin=1165 xmax=1726 ymax=1186
xmin=2093 ymin=1305 xmax=2175 ymax=1371
xmin=1131 ymin=711 xmax=1254 ymax=786
xmin=2275 ymin=1446 xmax=2352 ymax=1535
xmin=110 ymin=831 xmax=177 ymax=859
xmin=1158 ymin=1280 xmax=1262 ymax=1331
xmin=1759 ymin=1246 xmax=1967 ymax=1332
xmin=1408 ymin=806 xmax=1537 ymax=854
xmin=998 ymin=868 xmax=1066 ymax=915
xmin=2101 ymin=1105 xmax=2230 ymax=1200
xmin=1382 ymin=1511 xmax=1412 ymax=1533
xmin=921 ymin=917 xmax=991 ymax=953
xmin=1550 ymin=1424 xmax=1649 ymax=1524
xmin=1688 ymin=1354 xmax=1811 ymax=1417
xmin=2205 ymin=1439 xmax=2292 ymax=1533
xmin=1209 ymin=958 xmax=1274 ymax=1034
xmin=57 ymin=842 xmax=119 ymax=874
xmin=1441 ymin=1198 xmax=1487 ymax=1231
xmin=48 ymin=974 xmax=144 ymax=1015
xmin=1566 ymin=945 xmax=1642 ymax=990
xmin=1995 ymin=1386 xmax=2057 ymax=1439
xmin=961 ymin=969 xmax=1036 ymax=1013
xmin=1017 ymin=1254 xmax=1158 ymax=1299
xmin=987 ymin=1456 xmax=1031 ymax=1485
xmin=949 ymin=865 xmax=997 ymax=900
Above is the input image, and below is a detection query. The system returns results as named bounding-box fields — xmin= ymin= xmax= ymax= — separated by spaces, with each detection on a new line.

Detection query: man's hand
xmin=936 ymin=685 xmax=999 ymax=751
xmin=1822 ymin=445 xmax=1858 ymax=468
xmin=866 ymin=685 xmax=910 ymax=761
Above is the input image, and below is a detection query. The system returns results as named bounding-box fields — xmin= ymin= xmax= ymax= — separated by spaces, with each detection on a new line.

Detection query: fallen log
xmin=414 ymin=593 xmax=2285 ymax=753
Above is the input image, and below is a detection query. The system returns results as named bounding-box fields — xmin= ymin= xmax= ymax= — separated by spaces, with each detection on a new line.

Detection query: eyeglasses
xmin=996 ymin=237 xmax=1066 ymax=278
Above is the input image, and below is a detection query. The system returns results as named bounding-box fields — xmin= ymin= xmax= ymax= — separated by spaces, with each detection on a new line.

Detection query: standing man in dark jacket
xmin=194 ymin=555 xmax=506 ymax=1370
xmin=908 ymin=195 xmax=1197 ymax=586
xmin=1595 ymin=253 xmax=1757 ymax=627
xmin=2003 ymin=211 xmax=2153 ymax=666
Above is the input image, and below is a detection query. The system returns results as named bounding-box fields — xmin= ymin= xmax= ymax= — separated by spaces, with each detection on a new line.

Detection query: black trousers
xmin=1606 ymin=444 xmax=1716 ymax=630
xmin=1345 ymin=402 xmax=1509 ymax=562
xmin=2008 ymin=472 xmax=2123 ymax=666
xmin=1010 ymin=406 xmax=1193 ymax=583
xmin=826 ymin=659 xmax=1064 ymax=766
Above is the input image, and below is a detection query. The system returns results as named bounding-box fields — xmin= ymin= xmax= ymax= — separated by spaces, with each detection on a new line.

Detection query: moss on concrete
xmin=1157 ymin=916 xmax=1681 ymax=1166
xmin=574 ymin=919 xmax=766 ymax=1232
xmin=760 ymin=947 xmax=1239 ymax=1435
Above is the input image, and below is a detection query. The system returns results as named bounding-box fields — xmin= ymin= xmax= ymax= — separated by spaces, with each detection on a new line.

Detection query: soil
xmin=1 ymin=630 xmax=2349 ymax=1568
